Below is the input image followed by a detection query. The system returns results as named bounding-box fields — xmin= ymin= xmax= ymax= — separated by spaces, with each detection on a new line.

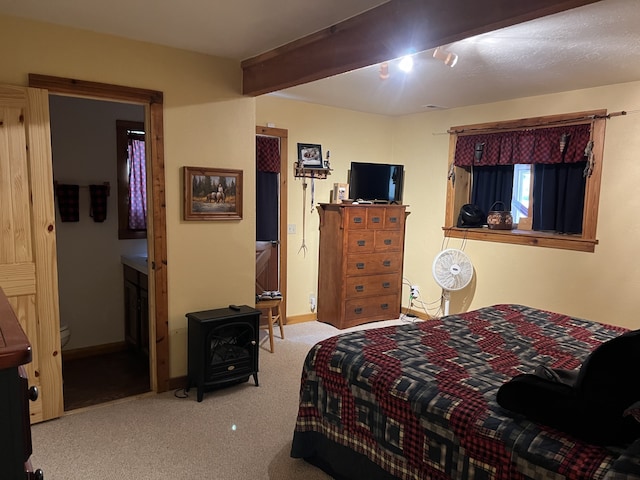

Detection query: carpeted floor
xmin=31 ymin=317 xmax=415 ymax=480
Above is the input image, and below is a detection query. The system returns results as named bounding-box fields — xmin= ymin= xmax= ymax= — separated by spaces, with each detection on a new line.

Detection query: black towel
xmin=55 ymin=184 xmax=79 ymax=222
xmin=89 ymin=184 xmax=109 ymax=222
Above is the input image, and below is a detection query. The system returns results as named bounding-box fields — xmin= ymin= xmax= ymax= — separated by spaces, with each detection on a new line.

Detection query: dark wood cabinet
xmin=0 ymin=288 xmax=43 ymax=480
xmin=317 ymin=203 xmax=408 ymax=329
xmin=123 ymin=264 xmax=149 ymax=356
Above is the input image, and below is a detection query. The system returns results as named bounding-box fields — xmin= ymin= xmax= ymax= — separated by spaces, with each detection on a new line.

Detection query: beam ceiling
xmin=242 ymin=0 xmax=601 ymax=96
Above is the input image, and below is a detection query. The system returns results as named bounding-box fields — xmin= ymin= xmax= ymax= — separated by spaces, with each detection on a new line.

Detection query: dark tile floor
xmin=62 ymin=349 xmax=151 ymax=411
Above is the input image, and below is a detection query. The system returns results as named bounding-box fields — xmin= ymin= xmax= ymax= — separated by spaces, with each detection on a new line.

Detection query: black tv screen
xmin=349 ymin=162 xmax=404 ymax=203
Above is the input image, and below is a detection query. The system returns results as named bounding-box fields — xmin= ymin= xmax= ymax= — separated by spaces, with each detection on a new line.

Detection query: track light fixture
xmin=433 ymin=46 xmax=458 ymax=67
xmin=379 ymin=62 xmax=389 ymax=80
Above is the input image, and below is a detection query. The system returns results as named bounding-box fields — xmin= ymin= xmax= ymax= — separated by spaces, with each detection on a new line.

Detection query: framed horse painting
xmin=183 ymin=166 xmax=243 ymax=220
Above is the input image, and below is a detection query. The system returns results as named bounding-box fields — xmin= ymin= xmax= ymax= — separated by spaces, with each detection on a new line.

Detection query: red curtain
xmin=454 ymin=124 xmax=591 ymax=167
xmin=256 ymin=136 xmax=280 ymax=173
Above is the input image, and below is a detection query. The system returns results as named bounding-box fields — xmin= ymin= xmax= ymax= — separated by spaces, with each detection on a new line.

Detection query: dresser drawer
xmin=346 ymin=230 xmax=375 ymax=253
xmin=345 ymin=274 xmax=400 ymax=298
xmin=346 ymin=252 xmax=403 ymax=276
xmin=344 ymin=207 xmax=367 ymax=229
xmin=374 ymin=230 xmax=403 ymax=251
xmin=366 ymin=207 xmax=404 ymax=230
xmin=344 ymin=294 xmax=399 ymax=323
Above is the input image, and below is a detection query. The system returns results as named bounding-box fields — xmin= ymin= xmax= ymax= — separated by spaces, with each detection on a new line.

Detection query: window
xmin=116 ymin=120 xmax=147 ymax=240
xmin=511 ymin=164 xmax=531 ymax=225
xmin=444 ymin=110 xmax=607 ymax=252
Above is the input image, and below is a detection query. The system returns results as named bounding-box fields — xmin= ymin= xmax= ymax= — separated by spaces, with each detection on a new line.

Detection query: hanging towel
xmin=89 ymin=184 xmax=109 ymax=222
xmin=55 ymin=184 xmax=80 ymax=222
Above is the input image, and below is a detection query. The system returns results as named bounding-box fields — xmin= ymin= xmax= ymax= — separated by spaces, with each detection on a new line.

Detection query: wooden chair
xmin=255 ymin=298 xmax=284 ymax=353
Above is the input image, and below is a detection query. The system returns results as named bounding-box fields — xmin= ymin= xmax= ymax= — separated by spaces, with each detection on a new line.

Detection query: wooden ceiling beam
xmin=241 ymin=0 xmax=602 ymax=96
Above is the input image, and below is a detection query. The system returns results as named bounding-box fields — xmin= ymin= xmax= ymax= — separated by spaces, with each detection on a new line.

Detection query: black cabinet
xmin=123 ymin=264 xmax=149 ymax=356
xmin=186 ymin=305 xmax=260 ymax=402
xmin=0 ymin=288 xmax=43 ymax=480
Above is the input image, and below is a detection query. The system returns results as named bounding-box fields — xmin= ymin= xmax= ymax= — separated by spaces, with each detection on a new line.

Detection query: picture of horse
xmin=184 ymin=166 xmax=243 ymax=220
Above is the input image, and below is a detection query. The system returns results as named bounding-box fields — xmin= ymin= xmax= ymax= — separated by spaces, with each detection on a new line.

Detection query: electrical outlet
xmin=287 ymin=224 xmax=296 ymax=234
xmin=309 ymin=293 xmax=316 ymax=312
xmin=410 ymin=285 xmax=420 ymax=299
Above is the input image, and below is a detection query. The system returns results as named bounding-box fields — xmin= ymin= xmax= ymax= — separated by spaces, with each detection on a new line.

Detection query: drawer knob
xmin=389 ymin=216 xmax=398 ymax=223
xmin=372 ymin=217 xmax=381 ymax=223
xmin=357 ymin=240 xmax=366 ymax=246
xmin=251 ymin=340 xmax=256 ymax=346
xmin=29 ymin=386 xmax=39 ymax=402
xmin=384 ymin=239 xmax=392 ymax=245
xmin=354 ymin=307 xmax=363 ymax=314
xmin=381 ymin=303 xmax=389 ymax=310
xmin=353 ymin=217 xmax=363 ymax=224
xmin=382 ymin=282 xmax=390 ymax=288
xmin=355 ymin=285 xmax=364 ymax=292
xmin=356 ymin=262 xmax=365 ymax=270
xmin=383 ymin=260 xmax=391 ymax=267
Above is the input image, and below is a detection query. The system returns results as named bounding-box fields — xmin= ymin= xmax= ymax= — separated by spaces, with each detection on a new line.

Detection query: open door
xmin=255 ymin=126 xmax=288 ymax=320
xmin=0 ymin=84 xmax=64 ymax=422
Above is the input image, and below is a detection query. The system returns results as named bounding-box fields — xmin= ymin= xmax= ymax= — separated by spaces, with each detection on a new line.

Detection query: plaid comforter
xmin=291 ymin=304 xmax=640 ymax=479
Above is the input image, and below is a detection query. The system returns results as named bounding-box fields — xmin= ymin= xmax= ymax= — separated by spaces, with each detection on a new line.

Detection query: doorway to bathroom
xmin=48 ymin=94 xmax=151 ymax=411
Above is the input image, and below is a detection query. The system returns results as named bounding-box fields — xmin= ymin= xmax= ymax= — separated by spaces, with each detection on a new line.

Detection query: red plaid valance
xmin=453 ymin=123 xmax=591 ymax=167
xmin=256 ymin=136 xmax=280 ymax=173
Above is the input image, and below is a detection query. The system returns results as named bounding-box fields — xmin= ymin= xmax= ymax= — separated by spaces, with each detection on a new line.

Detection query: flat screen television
xmin=349 ymin=162 xmax=405 ymax=203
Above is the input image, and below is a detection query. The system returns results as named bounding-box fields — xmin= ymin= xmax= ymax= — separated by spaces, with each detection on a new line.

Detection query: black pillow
xmin=497 ymin=329 xmax=640 ymax=446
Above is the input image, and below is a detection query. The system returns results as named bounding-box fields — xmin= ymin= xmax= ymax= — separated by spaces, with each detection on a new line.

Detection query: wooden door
xmin=0 ymin=84 xmax=63 ymax=423
xmin=255 ymin=241 xmax=279 ymax=293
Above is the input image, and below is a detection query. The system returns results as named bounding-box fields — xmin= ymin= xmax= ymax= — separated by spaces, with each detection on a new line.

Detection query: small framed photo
xmin=183 ymin=166 xmax=243 ymax=221
xmin=297 ymin=143 xmax=323 ymax=168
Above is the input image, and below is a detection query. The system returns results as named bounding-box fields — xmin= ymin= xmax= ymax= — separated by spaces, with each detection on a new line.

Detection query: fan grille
xmin=432 ymin=249 xmax=473 ymax=291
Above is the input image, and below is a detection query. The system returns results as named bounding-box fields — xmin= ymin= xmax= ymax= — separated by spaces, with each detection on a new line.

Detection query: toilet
xmin=60 ymin=324 xmax=71 ymax=349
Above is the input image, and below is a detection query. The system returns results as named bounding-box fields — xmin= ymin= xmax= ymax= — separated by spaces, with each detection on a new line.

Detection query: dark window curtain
xmin=532 ymin=161 xmax=586 ymax=234
xmin=471 ymin=165 xmax=514 ymax=219
xmin=454 ymin=123 xmax=591 ymax=167
xmin=256 ymin=136 xmax=280 ymax=241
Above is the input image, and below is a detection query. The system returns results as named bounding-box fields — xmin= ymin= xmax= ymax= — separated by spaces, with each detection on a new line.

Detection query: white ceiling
xmin=1 ymin=0 xmax=639 ymax=116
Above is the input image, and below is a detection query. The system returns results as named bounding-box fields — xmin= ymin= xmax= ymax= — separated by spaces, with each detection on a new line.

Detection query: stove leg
xmin=253 ymin=373 xmax=259 ymax=386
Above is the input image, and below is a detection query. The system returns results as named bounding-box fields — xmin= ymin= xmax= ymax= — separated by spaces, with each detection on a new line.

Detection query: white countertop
xmin=121 ymin=255 xmax=148 ymax=274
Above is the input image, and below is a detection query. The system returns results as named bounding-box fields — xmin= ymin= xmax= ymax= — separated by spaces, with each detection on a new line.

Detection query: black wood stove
xmin=186 ymin=305 xmax=260 ymax=402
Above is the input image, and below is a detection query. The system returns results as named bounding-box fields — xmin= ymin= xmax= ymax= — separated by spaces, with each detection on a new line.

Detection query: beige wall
xmin=395 ymin=81 xmax=640 ymax=330
xmin=256 ymin=96 xmax=395 ymax=315
xmin=0 ymin=15 xmax=256 ymax=376
xmin=259 ymin=82 xmax=640 ymax=331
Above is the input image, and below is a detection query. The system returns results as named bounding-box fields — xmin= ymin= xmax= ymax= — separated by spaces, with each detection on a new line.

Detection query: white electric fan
xmin=432 ymin=248 xmax=474 ymax=316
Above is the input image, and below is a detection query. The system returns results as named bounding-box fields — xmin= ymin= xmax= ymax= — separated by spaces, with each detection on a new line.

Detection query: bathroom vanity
xmin=121 ymin=256 xmax=149 ymax=356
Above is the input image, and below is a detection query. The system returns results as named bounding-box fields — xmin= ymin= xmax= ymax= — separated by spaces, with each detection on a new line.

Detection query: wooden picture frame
xmin=297 ymin=143 xmax=323 ymax=168
xmin=183 ymin=166 xmax=243 ymax=221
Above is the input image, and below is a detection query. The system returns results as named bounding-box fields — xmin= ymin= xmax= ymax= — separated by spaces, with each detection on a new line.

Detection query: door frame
xmin=28 ymin=74 xmax=170 ymax=393
xmin=256 ymin=126 xmax=288 ymax=322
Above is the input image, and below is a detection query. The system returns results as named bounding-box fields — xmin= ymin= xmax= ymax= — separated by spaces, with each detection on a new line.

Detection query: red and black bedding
xmin=290 ymin=304 xmax=640 ymax=479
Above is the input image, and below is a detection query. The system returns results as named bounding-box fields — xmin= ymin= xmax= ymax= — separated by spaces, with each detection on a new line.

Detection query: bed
xmin=290 ymin=304 xmax=640 ymax=479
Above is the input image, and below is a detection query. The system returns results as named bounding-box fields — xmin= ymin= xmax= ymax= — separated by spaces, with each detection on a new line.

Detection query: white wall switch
xmin=287 ymin=224 xmax=296 ymax=234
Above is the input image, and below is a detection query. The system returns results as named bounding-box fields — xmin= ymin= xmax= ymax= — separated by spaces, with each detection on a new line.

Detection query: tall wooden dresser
xmin=317 ymin=203 xmax=408 ymax=329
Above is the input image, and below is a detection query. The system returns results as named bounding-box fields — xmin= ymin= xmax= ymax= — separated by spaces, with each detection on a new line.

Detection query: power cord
xmin=174 ymin=388 xmax=189 ymax=399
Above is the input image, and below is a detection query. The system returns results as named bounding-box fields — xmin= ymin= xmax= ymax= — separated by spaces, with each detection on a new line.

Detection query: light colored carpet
xmin=31 ymin=317 xmax=418 ymax=479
